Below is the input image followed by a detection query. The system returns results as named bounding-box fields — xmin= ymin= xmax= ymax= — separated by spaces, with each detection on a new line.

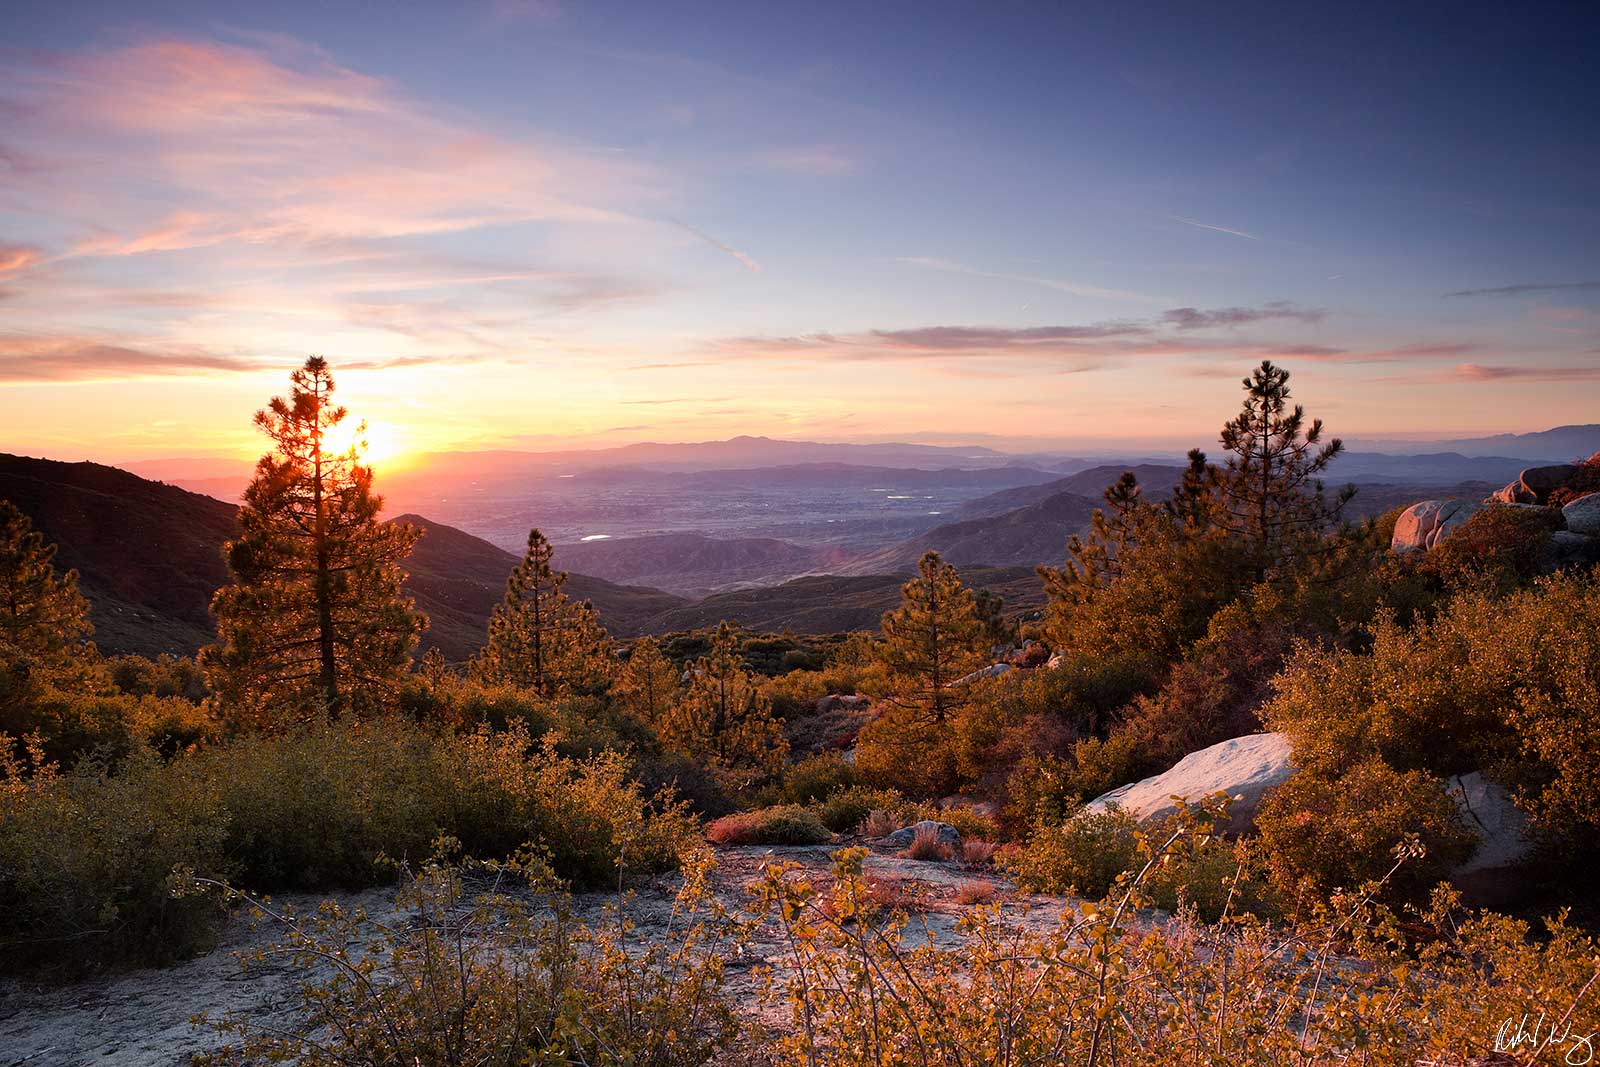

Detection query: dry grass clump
xmin=954 ymin=880 xmax=997 ymax=905
xmin=961 ymin=839 xmax=998 ymax=865
xmin=861 ymin=807 xmax=903 ymax=838
xmin=899 ymin=823 xmax=954 ymax=861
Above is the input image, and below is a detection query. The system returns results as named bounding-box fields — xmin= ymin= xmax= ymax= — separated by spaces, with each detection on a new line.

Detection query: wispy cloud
xmin=666 ymin=219 xmax=761 ymax=272
xmin=0 ymin=335 xmax=268 ymax=383
xmin=710 ymin=316 xmax=1479 ymax=370
xmin=1444 ymin=281 xmax=1600 ymax=298
xmin=1169 ymin=216 xmax=1259 ymax=240
xmin=1446 ymin=362 xmax=1600 ymax=382
xmin=1163 ymin=302 xmax=1324 ymax=329
xmin=899 ymin=256 xmax=1153 ymax=302
xmin=0 ymin=244 xmax=41 ymax=275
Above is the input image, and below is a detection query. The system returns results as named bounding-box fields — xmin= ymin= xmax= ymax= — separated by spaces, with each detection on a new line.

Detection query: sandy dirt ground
xmin=0 ymin=842 xmax=1076 ymax=1067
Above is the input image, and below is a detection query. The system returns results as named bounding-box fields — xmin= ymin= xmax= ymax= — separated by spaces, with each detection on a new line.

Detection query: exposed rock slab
xmin=1084 ymin=732 xmax=1294 ymax=834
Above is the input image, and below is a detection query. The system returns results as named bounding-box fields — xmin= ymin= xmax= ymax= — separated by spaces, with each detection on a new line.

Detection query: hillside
xmin=553 ymin=532 xmax=849 ymax=596
xmin=643 ymin=565 xmax=1046 ymax=634
xmin=0 ymin=455 xmax=686 ymax=660
xmin=0 ymin=454 xmax=240 ymax=656
xmin=957 ymin=463 xmax=1188 ymax=519
xmin=397 ymin=515 xmax=687 ymax=656
xmin=840 ymin=490 xmax=1101 ymax=574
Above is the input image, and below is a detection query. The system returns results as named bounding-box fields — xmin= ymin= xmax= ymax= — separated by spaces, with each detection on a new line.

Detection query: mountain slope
xmin=841 ymin=490 xmax=1101 ymax=574
xmin=0 ymin=454 xmax=685 ymax=660
xmin=553 ymin=532 xmax=848 ymax=597
xmin=0 ymin=454 xmax=240 ymax=656
xmin=397 ymin=515 xmax=687 ymax=656
xmin=958 ymin=463 xmax=1188 ymax=518
xmin=643 ymin=566 xmax=1045 ymax=634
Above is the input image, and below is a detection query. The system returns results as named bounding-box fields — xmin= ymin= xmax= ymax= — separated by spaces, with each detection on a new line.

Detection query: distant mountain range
xmin=2 ymin=434 xmax=1561 ymax=660
xmin=1349 ymin=425 xmax=1600 ymax=462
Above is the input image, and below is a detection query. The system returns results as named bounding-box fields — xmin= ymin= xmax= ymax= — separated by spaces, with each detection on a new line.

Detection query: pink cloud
xmin=0 ymin=244 xmax=41 ymax=275
xmin=5 ymin=37 xmax=657 ymax=256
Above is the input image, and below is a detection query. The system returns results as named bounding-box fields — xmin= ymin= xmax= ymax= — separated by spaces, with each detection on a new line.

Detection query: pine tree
xmin=877 ymin=551 xmax=988 ymax=727
xmin=658 ymin=622 xmax=785 ymax=781
xmin=203 ymin=356 xmax=423 ymax=725
xmin=472 ymin=528 xmax=609 ymax=697
xmin=0 ymin=500 xmax=99 ymax=690
xmin=1211 ymin=360 xmax=1354 ymax=582
xmin=616 ymin=635 xmax=678 ymax=725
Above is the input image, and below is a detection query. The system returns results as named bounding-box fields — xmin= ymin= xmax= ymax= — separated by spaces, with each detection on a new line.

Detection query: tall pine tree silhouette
xmin=204 ymin=357 xmax=423 ymax=725
xmin=1211 ymin=360 xmax=1353 ymax=582
xmin=472 ymin=528 xmax=608 ymax=697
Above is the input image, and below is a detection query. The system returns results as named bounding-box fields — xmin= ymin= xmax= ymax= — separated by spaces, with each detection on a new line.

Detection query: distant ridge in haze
xmin=1350 ymin=424 xmax=1600 ymax=462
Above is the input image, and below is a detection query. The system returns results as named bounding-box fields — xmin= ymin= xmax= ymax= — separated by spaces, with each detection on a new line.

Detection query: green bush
xmin=1264 ymin=570 xmax=1600 ymax=850
xmin=0 ymin=750 xmax=230 ymax=973
xmin=705 ymin=804 xmax=832 ymax=845
xmin=817 ymin=785 xmax=904 ymax=833
xmin=0 ymin=717 xmax=697 ymax=974
xmin=1000 ymin=806 xmax=1141 ymax=898
xmin=1253 ymin=757 xmax=1473 ymax=908
xmin=782 ymin=752 xmax=857 ymax=804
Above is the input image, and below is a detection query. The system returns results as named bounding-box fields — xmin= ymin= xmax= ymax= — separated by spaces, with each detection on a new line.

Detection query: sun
xmin=326 ymin=418 xmax=405 ymax=468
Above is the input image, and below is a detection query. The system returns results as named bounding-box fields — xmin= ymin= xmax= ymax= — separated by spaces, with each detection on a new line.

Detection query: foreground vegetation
xmin=4 ymin=356 xmax=1600 ymax=1062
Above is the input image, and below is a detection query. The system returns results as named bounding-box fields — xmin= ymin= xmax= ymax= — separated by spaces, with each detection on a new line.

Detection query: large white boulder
xmin=1084 ymin=732 xmax=1294 ymax=834
xmin=1391 ymin=499 xmax=1484 ymax=553
xmin=1563 ymin=492 xmax=1600 ymax=537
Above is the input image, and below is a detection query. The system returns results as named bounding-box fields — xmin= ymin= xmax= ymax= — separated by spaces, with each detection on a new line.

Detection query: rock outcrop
xmin=1391 ymin=499 xmax=1484 ymax=553
xmin=1490 ymin=463 xmax=1577 ymax=505
xmin=1564 ymin=492 xmax=1600 ymax=536
xmin=1083 ymin=732 xmax=1295 ymax=835
xmin=882 ymin=820 xmax=963 ymax=851
xmin=1085 ymin=732 xmax=1538 ymax=898
xmin=1447 ymin=772 xmax=1538 ymax=906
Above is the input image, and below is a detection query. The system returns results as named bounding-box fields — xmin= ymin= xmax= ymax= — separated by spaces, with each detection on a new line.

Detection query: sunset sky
xmin=3 ymin=1 xmax=1598 ymax=464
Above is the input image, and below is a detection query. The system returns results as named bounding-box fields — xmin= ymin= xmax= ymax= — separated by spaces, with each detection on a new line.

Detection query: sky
xmin=2 ymin=0 xmax=1598 ymax=464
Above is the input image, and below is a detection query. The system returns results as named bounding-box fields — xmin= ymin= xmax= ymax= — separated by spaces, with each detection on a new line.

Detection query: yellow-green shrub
xmin=706 ymin=804 xmax=831 ymax=846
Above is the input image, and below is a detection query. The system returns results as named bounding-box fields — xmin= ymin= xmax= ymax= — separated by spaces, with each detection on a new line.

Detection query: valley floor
xmin=0 ymin=843 xmax=1063 ymax=1067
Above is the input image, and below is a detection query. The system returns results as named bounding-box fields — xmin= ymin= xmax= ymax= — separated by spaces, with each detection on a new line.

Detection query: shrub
xmin=0 ymin=745 xmax=230 ymax=973
xmin=782 ymin=752 xmax=857 ymax=805
xmin=1000 ymin=806 xmax=1141 ymax=898
xmin=1253 ymin=757 xmax=1474 ymax=909
xmin=954 ymin=880 xmax=997 ymax=905
xmin=1265 ymin=570 xmax=1600 ymax=851
xmin=196 ymin=853 xmax=737 ymax=1067
xmin=912 ymin=802 xmax=999 ymax=844
xmin=209 ymin=719 xmax=694 ymax=892
xmin=861 ymin=808 xmax=903 ymax=839
xmin=899 ymin=823 xmax=953 ymax=861
xmin=706 ymin=804 xmax=832 ymax=846
xmin=753 ymin=840 xmax=1600 ymax=1066
xmin=1430 ymin=503 xmax=1565 ymax=590
xmin=0 ymin=718 xmax=696 ymax=974
xmin=818 ymin=785 xmax=904 ymax=833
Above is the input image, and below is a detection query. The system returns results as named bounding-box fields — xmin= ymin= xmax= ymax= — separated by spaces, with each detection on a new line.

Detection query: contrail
xmin=1170 ymin=216 xmax=1259 ymax=240
xmin=667 ymin=219 xmax=762 ymax=273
